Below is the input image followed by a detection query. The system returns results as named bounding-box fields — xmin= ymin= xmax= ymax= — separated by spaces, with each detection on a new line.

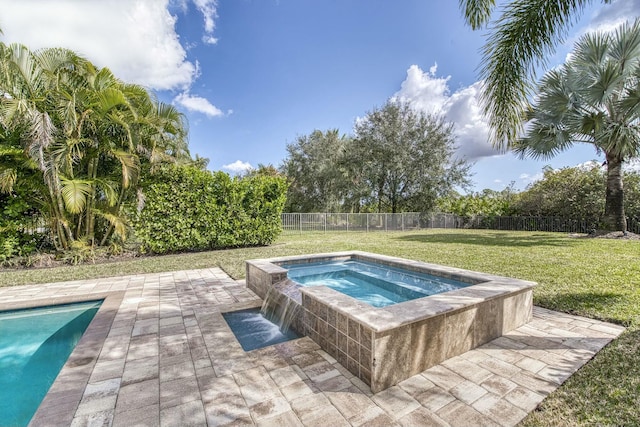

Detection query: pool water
xmin=285 ymin=260 xmax=470 ymax=307
xmin=223 ymin=308 xmax=300 ymax=351
xmin=0 ymin=300 xmax=102 ymax=426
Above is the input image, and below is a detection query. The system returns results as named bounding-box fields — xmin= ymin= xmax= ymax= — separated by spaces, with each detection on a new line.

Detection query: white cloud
xmin=193 ymin=0 xmax=219 ymax=44
xmin=395 ymin=64 xmax=449 ymax=115
xmin=0 ymin=0 xmax=219 ymax=91
xmin=174 ymin=92 xmax=224 ymax=117
xmin=562 ymin=0 xmax=640 ymax=56
xmin=223 ymin=160 xmax=253 ymax=175
xmin=393 ymin=65 xmax=500 ymax=161
xmin=584 ymin=0 xmax=640 ymax=34
xmin=519 ymin=172 xmax=543 ymax=184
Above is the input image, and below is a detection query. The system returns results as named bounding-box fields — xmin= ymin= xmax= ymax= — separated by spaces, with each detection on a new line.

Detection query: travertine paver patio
xmin=0 ymin=268 xmax=624 ymax=427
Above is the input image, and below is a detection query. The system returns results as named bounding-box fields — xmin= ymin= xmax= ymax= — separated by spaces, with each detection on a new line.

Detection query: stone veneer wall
xmin=302 ymin=288 xmax=532 ymax=392
xmin=302 ymin=291 xmax=374 ymax=386
xmin=246 ymin=261 xmax=287 ymax=299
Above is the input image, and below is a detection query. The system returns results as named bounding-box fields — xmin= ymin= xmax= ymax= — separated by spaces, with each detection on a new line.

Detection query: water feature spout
xmin=260 ymin=280 xmax=303 ymax=334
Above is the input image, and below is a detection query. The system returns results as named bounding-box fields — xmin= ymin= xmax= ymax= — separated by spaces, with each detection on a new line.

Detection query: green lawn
xmin=1 ymin=229 xmax=638 ymax=425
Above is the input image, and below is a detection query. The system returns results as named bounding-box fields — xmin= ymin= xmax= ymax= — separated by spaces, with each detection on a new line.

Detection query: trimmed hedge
xmin=132 ymin=166 xmax=287 ymax=254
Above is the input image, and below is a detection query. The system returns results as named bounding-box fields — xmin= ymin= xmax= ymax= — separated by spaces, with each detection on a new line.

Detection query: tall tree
xmin=459 ymin=0 xmax=607 ymax=148
xmin=353 ymin=101 xmax=470 ymax=213
xmin=280 ymin=129 xmax=353 ymax=212
xmin=515 ymin=20 xmax=640 ymax=231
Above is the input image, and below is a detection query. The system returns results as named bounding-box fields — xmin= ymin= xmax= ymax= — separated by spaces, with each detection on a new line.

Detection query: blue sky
xmin=1 ymin=0 xmax=639 ymax=191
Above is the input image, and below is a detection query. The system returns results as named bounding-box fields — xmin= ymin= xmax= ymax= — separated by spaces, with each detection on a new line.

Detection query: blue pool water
xmin=223 ymin=308 xmax=300 ymax=351
xmin=0 ymin=300 xmax=102 ymax=426
xmin=284 ymin=260 xmax=471 ymax=308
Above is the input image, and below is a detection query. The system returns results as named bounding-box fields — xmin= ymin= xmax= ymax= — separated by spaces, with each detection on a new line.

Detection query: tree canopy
xmin=280 ymin=101 xmax=470 ymax=213
xmin=437 ymin=164 xmax=640 ymax=229
xmin=281 ymin=129 xmax=352 ymax=212
xmin=515 ymin=164 xmax=608 ymax=220
xmin=353 ymin=101 xmax=470 ymax=213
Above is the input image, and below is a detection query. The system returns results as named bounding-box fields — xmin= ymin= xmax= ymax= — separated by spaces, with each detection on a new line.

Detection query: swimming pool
xmin=0 ymin=300 xmax=102 ymax=426
xmin=284 ymin=259 xmax=470 ymax=307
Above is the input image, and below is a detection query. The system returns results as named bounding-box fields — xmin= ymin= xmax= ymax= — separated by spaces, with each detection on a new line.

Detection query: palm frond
xmin=588 ymin=60 xmax=625 ymax=106
xmin=515 ymin=120 xmax=574 ymax=160
xmin=56 ymin=89 xmax=80 ymax=136
xmin=0 ymin=145 xmax=23 ymax=157
xmin=0 ymin=94 xmax=30 ymax=127
xmin=619 ymin=76 xmax=640 ymax=119
xmin=600 ymin=121 xmax=640 ymax=159
xmin=111 ymin=149 xmax=139 ymax=188
xmin=6 ymin=43 xmax=43 ymax=98
xmin=609 ymin=19 xmax=640 ymax=74
xmin=32 ymin=47 xmax=84 ymax=77
xmin=460 ymin=0 xmax=496 ymax=30
xmin=94 ymin=209 xmax=128 ymax=241
xmin=26 ymin=109 xmax=55 ymax=171
xmin=96 ymin=87 xmax=128 ymax=113
xmin=579 ymin=111 xmax=606 ymax=136
xmin=92 ymin=67 xmax=119 ymax=92
xmin=60 ymin=177 xmax=92 ymax=214
xmin=478 ymin=0 xmax=594 ymax=148
xmin=0 ymin=166 xmax=17 ymax=193
xmin=572 ymin=31 xmax=610 ymax=69
xmin=93 ymin=177 xmax=119 ymax=206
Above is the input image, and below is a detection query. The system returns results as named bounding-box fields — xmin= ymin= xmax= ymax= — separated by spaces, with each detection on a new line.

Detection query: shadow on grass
xmin=394 ymin=231 xmax=576 ymax=248
xmin=535 ymin=291 xmax=629 ymax=326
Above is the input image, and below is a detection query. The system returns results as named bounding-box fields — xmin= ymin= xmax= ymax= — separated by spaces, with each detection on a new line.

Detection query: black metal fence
xmin=457 ymin=215 xmax=640 ymax=234
xmin=281 ymin=212 xmax=640 ymax=234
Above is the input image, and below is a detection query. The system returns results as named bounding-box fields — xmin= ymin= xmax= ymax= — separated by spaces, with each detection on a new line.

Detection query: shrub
xmin=132 ymin=166 xmax=288 ymax=254
xmin=0 ymin=194 xmax=47 ymax=263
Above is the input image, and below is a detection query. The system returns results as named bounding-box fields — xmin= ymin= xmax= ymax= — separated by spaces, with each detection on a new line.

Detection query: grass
xmin=1 ymin=229 xmax=639 ymax=425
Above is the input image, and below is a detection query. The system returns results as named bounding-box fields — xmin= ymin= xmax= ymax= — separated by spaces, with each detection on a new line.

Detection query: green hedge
xmin=0 ymin=194 xmax=47 ymax=262
xmin=132 ymin=166 xmax=288 ymax=254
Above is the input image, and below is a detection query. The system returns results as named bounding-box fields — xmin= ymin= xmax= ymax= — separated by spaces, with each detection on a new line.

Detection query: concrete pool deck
xmin=0 ymin=268 xmax=624 ymax=427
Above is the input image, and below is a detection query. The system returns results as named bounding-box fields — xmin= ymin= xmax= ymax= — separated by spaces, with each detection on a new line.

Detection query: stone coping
xmin=246 ymin=251 xmax=537 ymax=333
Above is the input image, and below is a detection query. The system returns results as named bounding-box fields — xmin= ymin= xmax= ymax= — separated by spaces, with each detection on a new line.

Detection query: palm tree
xmin=0 ymin=43 xmax=84 ymax=249
xmin=459 ymin=0 xmax=602 ymax=148
xmin=515 ymin=20 xmax=640 ymax=232
xmin=0 ymin=41 xmax=189 ymax=250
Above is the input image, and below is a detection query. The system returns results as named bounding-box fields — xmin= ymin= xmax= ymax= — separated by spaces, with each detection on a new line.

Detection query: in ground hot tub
xmin=246 ymin=251 xmax=536 ymax=392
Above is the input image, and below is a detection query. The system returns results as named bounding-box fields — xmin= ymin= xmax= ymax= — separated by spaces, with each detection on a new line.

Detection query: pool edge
xmin=21 ymin=291 xmax=125 ymax=427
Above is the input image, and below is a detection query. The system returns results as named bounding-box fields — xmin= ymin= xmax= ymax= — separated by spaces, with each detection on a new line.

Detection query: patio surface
xmin=0 ymin=268 xmax=625 ymax=427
